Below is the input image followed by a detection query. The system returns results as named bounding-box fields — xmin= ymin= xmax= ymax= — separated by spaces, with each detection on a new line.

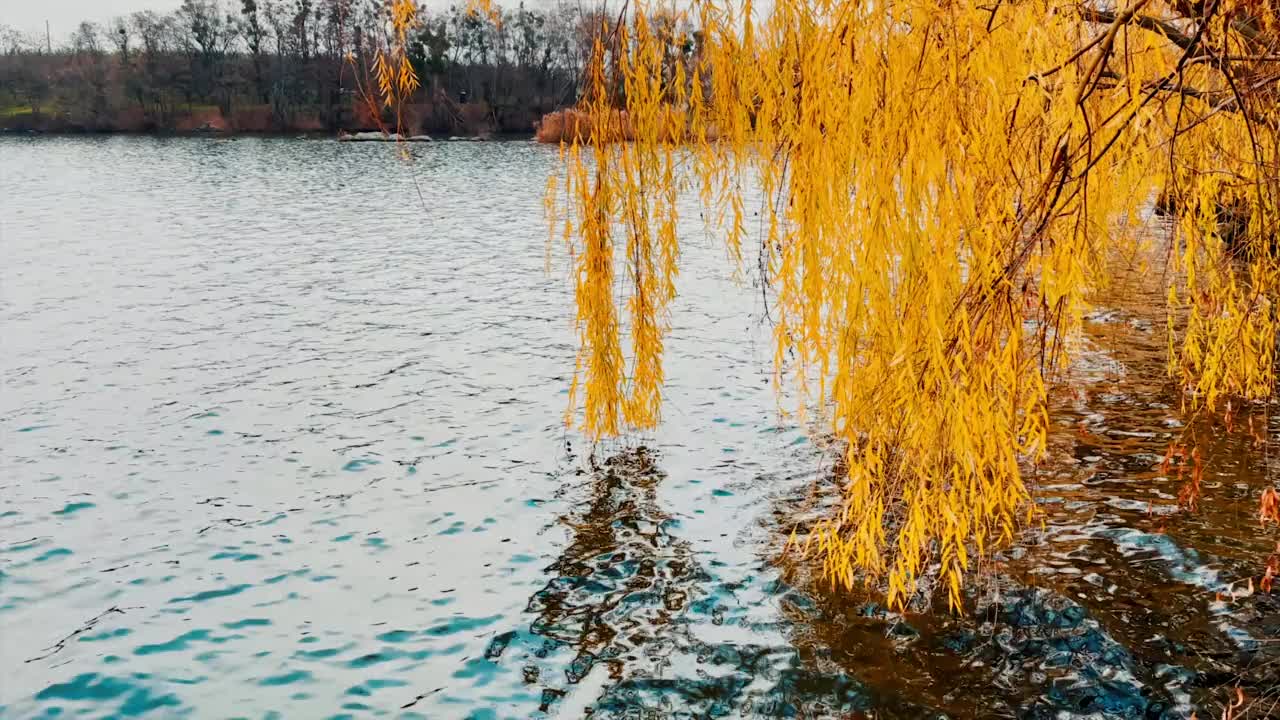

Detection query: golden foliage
xmin=347 ymin=0 xmax=421 ymax=139
xmin=1263 ymin=542 xmax=1280 ymax=593
xmin=1263 ymin=487 xmax=1280 ymax=526
xmin=547 ymin=0 xmax=1280 ymax=610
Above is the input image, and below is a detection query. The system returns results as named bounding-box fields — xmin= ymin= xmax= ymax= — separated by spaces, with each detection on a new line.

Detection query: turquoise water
xmin=1 ymin=137 xmax=1277 ymax=719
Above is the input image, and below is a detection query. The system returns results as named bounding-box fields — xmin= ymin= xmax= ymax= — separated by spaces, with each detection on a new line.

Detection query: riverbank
xmin=0 ymin=125 xmax=534 ymax=142
xmin=0 ymin=99 xmax=549 ymax=139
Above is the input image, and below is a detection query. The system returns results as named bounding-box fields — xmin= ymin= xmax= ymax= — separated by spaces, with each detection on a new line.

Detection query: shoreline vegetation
xmin=0 ymin=107 xmax=667 ymax=145
xmin=0 ymin=125 xmax=531 ymax=140
xmin=0 ymin=0 xmax=692 ymax=139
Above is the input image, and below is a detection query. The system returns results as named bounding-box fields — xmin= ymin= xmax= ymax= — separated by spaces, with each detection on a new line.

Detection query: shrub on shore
xmin=535 ymin=107 xmax=714 ymax=145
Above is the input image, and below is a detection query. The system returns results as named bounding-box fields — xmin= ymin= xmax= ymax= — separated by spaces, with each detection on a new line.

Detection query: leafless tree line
xmin=0 ymin=0 xmax=684 ymax=134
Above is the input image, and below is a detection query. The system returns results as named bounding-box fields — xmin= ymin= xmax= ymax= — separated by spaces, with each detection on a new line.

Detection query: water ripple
xmin=2 ymin=137 xmax=1276 ymax=718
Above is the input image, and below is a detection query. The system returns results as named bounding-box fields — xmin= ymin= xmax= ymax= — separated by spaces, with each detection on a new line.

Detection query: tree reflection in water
xmin=507 ymin=446 xmax=891 ymax=718
xmin=525 ymin=447 xmax=707 ymax=690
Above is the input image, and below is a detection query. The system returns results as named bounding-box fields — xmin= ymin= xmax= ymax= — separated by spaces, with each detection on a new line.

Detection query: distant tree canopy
xmin=0 ymin=0 xmax=659 ymax=134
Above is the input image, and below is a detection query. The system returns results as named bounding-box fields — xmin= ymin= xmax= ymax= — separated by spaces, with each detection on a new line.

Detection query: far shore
xmin=0 ymin=127 xmax=537 ymax=142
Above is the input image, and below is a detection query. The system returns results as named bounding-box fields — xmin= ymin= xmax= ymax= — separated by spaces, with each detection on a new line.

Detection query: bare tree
xmin=175 ymin=0 xmax=239 ymax=111
xmin=240 ymin=0 xmax=268 ymax=101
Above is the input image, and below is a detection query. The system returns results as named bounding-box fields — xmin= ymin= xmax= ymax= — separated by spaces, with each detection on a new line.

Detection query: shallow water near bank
xmin=1 ymin=136 xmax=1277 ymax=719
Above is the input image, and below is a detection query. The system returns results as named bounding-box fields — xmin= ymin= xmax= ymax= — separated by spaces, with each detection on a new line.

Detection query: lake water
xmin=2 ymin=137 xmax=1277 ymax=719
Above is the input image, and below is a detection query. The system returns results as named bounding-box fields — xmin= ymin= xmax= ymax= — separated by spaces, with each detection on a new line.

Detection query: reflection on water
xmin=765 ymin=272 xmax=1280 ymax=718
xmin=0 ymin=136 xmax=1277 ymax=719
xmin=523 ymin=447 xmax=707 ymax=694
xmin=508 ymin=446 xmax=904 ymax=718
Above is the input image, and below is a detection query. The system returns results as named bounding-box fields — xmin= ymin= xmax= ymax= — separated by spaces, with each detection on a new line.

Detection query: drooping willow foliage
xmin=348 ymin=0 xmax=424 ymax=140
xmin=527 ymin=0 xmax=1280 ymax=611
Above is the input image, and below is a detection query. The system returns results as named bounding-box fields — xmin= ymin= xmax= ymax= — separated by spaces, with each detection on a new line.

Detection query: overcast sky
xmin=2 ymin=0 xmax=466 ymax=39
xmin=3 ymin=1 xmax=177 ymax=37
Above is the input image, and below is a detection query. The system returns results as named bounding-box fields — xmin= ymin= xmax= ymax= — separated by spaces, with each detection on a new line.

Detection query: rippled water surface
xmin=2 ymin=137 xmax=1278 ymax=719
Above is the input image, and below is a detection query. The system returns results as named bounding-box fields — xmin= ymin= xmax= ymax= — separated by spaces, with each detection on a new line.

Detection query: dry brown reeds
xmin=535 ymin=107 xmax=715 ymax=144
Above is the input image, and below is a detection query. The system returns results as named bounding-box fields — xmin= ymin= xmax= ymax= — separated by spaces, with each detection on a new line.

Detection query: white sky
xmin=0 ymin=0 xmax=459 ymax=40
xmin=3 ymin=1 xmax=177 ymax=37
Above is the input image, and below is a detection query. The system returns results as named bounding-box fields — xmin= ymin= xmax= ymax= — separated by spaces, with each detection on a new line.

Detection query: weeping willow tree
xmin=523 ymin=0 xmax=1280 ymax=611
